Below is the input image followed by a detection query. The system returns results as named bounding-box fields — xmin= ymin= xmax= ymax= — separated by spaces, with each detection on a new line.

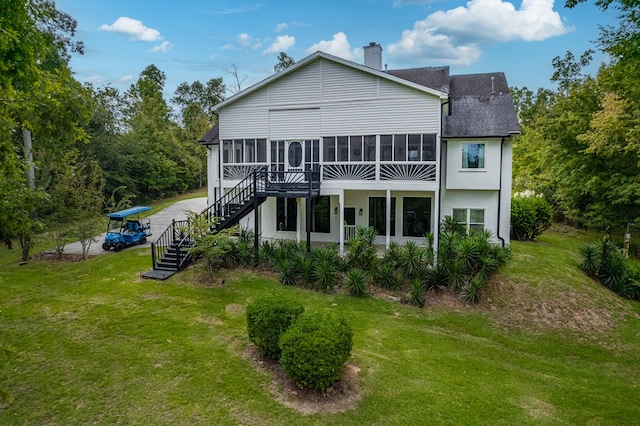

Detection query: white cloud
xmin=151 ymin=41 xmax=174 ymax=53
xmin=99 ymin=17 xmax=162 ymax=42
xmin=221 ymin=33 xmax=262 ymax=50
xmin=275 ymin=22 xmax=288 ymax=32
xmin=86 ymin=74 xmax=103 ymax=84
xmin=237 ymin=33 xmax=252 ymax=47
xmin=388 ymin=0 xmax=572 ymax=65
xmin=306 ymin=32 xmax=361 ymax=62
xmin=263 ymin=35 xmax=296 ymax=56
xmin=117 ymin=75 xmax=133 ymax=83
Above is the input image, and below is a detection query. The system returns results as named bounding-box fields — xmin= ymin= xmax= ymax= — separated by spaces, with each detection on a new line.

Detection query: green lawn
xmin=1 ymin=223 xmax=639 ymax=425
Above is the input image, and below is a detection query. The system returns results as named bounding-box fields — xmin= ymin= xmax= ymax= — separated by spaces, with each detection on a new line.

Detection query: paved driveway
xmin=57 ymin=197 xmax=208 ymax=257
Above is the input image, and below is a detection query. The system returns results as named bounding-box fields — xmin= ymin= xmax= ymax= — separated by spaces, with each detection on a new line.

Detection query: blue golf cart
xmin=102 ymin=206 xmax=152 ymax=252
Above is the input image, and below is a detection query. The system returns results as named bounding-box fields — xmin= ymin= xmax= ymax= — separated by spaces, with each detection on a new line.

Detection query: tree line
xmin=0 ymin=1 xmax=228 ymax=259
xmin=512 ymin=0 xmax=640 ymax=230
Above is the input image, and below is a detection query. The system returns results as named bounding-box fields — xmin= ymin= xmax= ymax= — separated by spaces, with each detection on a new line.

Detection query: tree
xmin=172 ymin=78 xmax=226 ymax=188
xmin=224 ymin=64 xmax=247 ymax=94
xmin=0 ymin=0 xmax=90 ymax=259
xmin=274 ymin=52 xmax=295 ymax=72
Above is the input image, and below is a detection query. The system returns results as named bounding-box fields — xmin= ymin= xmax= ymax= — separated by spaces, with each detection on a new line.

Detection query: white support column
xmin=296 ymin=198 xmax=302 ymax=243
xmin=385 ymin=189 xmax=391 ymax=249
xmin=433 ymin=189 xmax=440 ymax=252
xmin=339 ymin=191 xmax=345 ymax=255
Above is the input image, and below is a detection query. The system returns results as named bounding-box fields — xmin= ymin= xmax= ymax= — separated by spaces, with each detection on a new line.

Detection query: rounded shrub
xmin=279 ymin=312 xmax=353 ymax=392
xmin=246 ymin=296 xmax=305 ymax=360
xmin=511 ymin=195 xmax=552 ymax=240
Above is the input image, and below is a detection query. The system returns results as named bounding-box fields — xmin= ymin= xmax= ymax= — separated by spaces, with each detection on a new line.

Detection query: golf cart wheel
xmin=115 ymin=242 xmax=124 ymax=252
xmin=102 ymin=243 xmax=110 ymax=251
xmin=139 ymin=236 xmax=147 ymax=245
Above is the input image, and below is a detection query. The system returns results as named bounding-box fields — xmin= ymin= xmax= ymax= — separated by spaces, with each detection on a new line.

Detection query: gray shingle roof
xmin=198 ymin=122 xmax=219 ymax=146
xmin=389 ymin=68 xmax=520 ymax=138
xmin=445 ymin=72 xmax=520 ymax=138
xmin=387 ymin=67 xmax=451 ymax=93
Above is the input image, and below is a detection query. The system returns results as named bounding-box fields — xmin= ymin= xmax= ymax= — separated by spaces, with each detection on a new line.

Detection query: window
xmin=381 ymin=134 xmax=437 ymax=162
xmin=369 ymin=197 xmax=396 ymax=236
xmin=403 ymin=197 xmax=431 ymax=237
xmin=312 ymin=196 xmax=330 ymax=233
xmin=323 ymin=135 xmax=376 ymax=162
xmin=288 ymin=141 xmax=302 ymax=167
xmin=277 ymin=198 xmax=297 ymax=231
xmin=461 ymin=143 xmax=485 ymax=169
xmin=323 ymin=137 xmax=335 ymax=162
xmin=452 ymin=208 xmax=485 ymax=233
xmin=222 ymin=139 xmax=267 ymax=163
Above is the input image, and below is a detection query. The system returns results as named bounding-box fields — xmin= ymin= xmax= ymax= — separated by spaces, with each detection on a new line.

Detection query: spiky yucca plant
xmin=344 ymin=268 xmax=367 ymax=296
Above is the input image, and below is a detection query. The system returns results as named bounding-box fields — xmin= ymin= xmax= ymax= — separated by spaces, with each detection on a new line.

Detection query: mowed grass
xmin=1 ymin=224 xmax=639 ymax=424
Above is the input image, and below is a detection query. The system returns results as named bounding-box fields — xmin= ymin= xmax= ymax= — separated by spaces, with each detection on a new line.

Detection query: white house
xmin=199 ymin=44 xmax=520 ymax=254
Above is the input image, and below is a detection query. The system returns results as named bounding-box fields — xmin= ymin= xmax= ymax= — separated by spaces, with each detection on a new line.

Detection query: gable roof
xmin=201 ymin=52 xmax=520 ymax=142
xmin=213 ymin=51 xmax=449 ymax=112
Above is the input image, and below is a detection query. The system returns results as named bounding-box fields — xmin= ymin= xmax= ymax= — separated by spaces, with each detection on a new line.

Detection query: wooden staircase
xmin=142 ymin=170 xmax=319 ymax=280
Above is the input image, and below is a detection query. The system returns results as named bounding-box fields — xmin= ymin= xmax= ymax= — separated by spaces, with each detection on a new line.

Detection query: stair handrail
xmin=150 ymin=219 xmax=189 ymax=269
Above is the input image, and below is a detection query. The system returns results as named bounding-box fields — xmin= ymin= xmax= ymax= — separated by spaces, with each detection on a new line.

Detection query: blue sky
xmin=57 ymin=0 xmax=618 ymax=98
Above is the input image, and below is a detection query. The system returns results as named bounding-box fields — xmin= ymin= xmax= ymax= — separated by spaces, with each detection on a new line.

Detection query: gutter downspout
xmin=213 ymin=111 xmax=222 ymax=202
xmin=497 ymin=137 xmax=506 ymax=247
xmin=436 ymin=99 xmax=450 ymax=259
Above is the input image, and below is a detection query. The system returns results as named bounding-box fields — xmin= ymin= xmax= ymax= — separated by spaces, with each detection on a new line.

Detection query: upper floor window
xmin=381 ymin=134 xmax=436 ymax=162
xmin=222 ymin=139 xmax=267 ymax=163
xmin=461 ymin=143 xmax=485 ymax=169
xmin=323 ymin=135 xmax=375 ymax=162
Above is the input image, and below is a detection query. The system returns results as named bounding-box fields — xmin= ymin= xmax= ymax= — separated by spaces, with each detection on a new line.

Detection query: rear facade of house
xmin=200 ymin=44 xmax=520 ymax=253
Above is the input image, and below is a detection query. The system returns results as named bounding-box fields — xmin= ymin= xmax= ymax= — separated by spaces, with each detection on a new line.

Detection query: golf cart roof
xmin=107 ymin=206 xmax=151 ymax=219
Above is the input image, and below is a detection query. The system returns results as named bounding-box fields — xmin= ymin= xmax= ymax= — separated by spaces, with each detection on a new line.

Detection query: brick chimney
xmin=363 ymin=42 xmax=383 ymax=70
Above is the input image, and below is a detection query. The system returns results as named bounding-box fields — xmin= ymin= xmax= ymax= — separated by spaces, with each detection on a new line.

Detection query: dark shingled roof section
xmin=387 ymin=66 xmax=451 ymax=93
xmin=389 ymin=67 xmax=520 ymax=138
xmin=445 ymin=72 xmax=521 ymax=138
xmin=198 ymin=122 xmax=219 ymax=146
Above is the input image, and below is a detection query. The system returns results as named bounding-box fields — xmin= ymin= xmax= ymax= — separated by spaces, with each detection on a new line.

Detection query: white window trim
xmin=452 ymin=207 xmax=485 ymax=233
xmin=460 ymin=142 xmax=486 ymax=172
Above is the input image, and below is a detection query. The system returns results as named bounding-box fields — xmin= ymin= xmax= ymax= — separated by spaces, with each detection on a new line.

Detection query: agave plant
xmin=445 ymin=258 xmax=468 ymax=291
xmin=403 ymin=276 xmax=426 ymax=307
xmin=344 ymin=268 xmax=367 ymax=296
xmin=293 ymin=251 xmax=314 ymax=288
xmin=455 ymin=237 xmax=480 ymax=274
xmin=375 ymin=261 xmax=397 ymax=290
xmin=463 ymin=275 xmax=485 ymax=303
xmin=273 ymin=256 xmax=297 ymax=286
xmin=579 ymin=244 xmax=600 ymax=277
xmin=399 ymin=240 xmax=427 ymax=280
xmin=312 ymin=258 xmax=338 ymax=293
xmin=383 ymin=241 xmax=402 ymax=268
xmin=256 ymin=241 xmax=274 ymax=270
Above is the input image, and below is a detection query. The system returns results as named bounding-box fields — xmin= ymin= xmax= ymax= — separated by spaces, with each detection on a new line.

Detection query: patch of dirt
xmin=478 ymin=275 xmax=634 ymax=342
xmin=243 ymin=346 xmax=363 ymax=415
xmin=225 ymin=303 xmax=244 ymax=315
xmin=33 ymin=252 xmax=90 ymax=262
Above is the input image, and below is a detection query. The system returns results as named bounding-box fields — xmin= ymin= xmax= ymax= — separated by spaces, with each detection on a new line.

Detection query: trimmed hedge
xmin=279 ymin=312 xmax=353 ymax=392
xmin=511 ymin=195 xmax=552 ymax=240
xmin=246 ymin=296 xmax=305 ymax=360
